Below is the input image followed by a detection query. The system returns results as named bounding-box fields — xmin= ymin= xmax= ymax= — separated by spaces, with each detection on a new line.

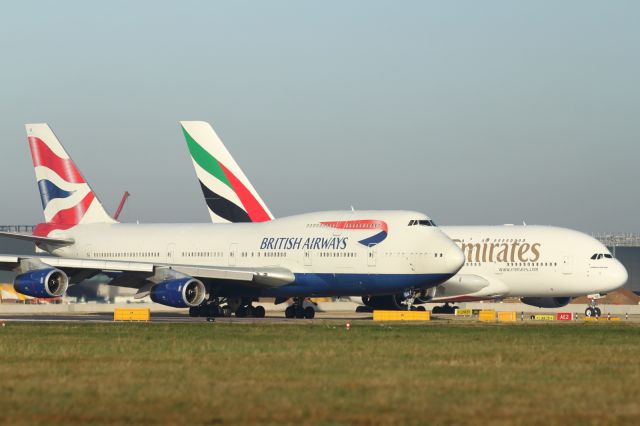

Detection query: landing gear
xmin=432 ymin=303 xmax=458 ymax=314
xmin=189 ymin=300 xmax=221 ymax=317
xmin=585 ymin=299 xmax=601 ymax=317
xmin=190 ymin=297 xmax=266 ymax=318
xmin=234 ymin=304 xmax=267 ymax=318
xmin=254 ymin=305 xmax=266 ymax=318
xmin=284 ymin=298 xmax=316 ymax=319
xmin=585 ymin=307 xmax=602 ymax=317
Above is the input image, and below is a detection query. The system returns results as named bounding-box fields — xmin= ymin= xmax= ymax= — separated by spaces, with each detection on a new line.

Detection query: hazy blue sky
xmin=0 ymin=1 xmax=638 ymax=232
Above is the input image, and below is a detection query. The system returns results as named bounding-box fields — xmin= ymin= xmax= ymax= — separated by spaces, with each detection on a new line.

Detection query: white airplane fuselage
xmin=428 ymin=225 xmax=628 ymax=301
xmin=46 ymin=210 xmax=464 ymax=298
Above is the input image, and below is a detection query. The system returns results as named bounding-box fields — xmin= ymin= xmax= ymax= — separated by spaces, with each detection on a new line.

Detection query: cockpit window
xmin=408 ymin=220 xmax=437 ymax=227
xmin=592 ymin=253 xmax=614 ymax=260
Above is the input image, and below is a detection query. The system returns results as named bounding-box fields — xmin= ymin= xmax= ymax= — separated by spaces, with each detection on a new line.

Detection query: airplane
xmin=181 ymin=120 xmax=628 ymax=318
xmin=0 ymin=123 xmax=465 ymax=319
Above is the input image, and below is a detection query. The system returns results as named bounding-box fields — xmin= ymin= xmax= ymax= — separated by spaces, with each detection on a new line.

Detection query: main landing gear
xmin=432 ymin=303 xmax=459 ymax=314
xmin=189 ymin=297 xmax=266 ymax=318
xmin=284 ymin=297 xmax=316 ymax=319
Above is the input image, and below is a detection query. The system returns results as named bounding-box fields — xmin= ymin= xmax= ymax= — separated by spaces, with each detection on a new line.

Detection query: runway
xmin=0 ymin=310 xmax=373 ymax=324
xmin=2 ymin=309 xmax=639 ymax=324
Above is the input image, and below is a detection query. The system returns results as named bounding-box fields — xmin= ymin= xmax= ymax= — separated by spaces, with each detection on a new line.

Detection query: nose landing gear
xmin=584 ymin=298 xmax=602 ymax=317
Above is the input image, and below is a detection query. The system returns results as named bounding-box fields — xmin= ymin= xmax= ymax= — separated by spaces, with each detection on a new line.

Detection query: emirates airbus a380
xmin=181 ymin=120 xmax=628 ymax=317
xmin=0 ymin=124 xmax=464 ymax=319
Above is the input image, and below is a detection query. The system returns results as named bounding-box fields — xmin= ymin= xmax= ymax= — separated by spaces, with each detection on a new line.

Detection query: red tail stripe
xmin=28 ymin=136 xmax=85 ymax=184
xmin=219 ymin=163 xmax=271 ymax=222
xmin=32 ymin=192 xmax=95 ymax=237
xmin=33 ymin=222 xmax=75 ymax=237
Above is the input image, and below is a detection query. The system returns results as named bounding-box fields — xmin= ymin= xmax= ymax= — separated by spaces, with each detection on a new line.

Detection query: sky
xmin=0 ymin=1 xmax=638 ymax=233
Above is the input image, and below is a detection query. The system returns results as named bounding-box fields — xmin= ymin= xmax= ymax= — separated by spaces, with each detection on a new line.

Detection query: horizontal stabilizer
xmin=0 ymin=231 xmax=74 ymax=247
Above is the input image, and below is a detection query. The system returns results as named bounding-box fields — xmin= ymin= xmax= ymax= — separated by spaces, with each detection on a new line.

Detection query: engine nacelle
xmin=150 ymin=278 xmax=206 ymax=308
xmin=14 ymin=268 xmax=69 ymax=298
xmin=521 ymin=297 xmax=571 ymax=308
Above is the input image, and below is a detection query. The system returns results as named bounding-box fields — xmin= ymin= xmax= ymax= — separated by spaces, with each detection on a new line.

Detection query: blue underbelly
xmin=219 ymin=273 xmax=454 ymax=297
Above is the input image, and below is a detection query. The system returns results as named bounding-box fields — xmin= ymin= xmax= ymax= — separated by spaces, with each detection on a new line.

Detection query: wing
xmin=0 ymin=254 xmax=294 ymax=289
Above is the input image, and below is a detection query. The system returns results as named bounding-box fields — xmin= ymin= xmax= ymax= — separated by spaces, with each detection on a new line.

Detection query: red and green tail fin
xmin=180 ymin=121 xmax=273 ymax=223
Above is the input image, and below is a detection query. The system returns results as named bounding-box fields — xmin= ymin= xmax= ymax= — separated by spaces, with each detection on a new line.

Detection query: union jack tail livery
xmin=180 ymin=121 xmax=273 ymax=224
xmin=26 ymin=123 xmax=115 ymax=237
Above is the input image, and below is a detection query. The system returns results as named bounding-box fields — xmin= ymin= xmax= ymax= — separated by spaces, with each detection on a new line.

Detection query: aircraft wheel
xmin=585 ymin=307 xmax=593 ymax=317
xmin=205 ymin=304 xmax=219 ymax=317
xmin=303 ymin=306 xmax=315 ymax=319
xmin=236 ymin=306 xmax=248 ymax=318
xmin=416 ymin=306 xmax=426 ymax=311
xmin=254 ymin=305 xmax=266 ymax=318
xmin=594 ymin=307 xmax=602 ymax=317
xmin=285 ymin=305 xmax=295 ymax=318
xmin=432 ymin=306 xmax=441 ymax=314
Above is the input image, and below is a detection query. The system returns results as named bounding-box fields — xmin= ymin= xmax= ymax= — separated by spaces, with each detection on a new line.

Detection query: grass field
xmin=1 ymin=321 xmax=640 ymax=425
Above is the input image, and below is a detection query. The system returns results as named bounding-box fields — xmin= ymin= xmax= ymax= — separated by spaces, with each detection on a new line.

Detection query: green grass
xmin=1 ymin=321 xmax=640 ymax=425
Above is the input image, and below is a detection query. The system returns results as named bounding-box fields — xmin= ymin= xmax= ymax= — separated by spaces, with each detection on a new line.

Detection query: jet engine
xmin=521 ymin=297 xmax=571 ymax=308
xmin=14 ymin=268 xmax=69 ymax=298
xmin=150 ymin=278 xmax=206 ymax=308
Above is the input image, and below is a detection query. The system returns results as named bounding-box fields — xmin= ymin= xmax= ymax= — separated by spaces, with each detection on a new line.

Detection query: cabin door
xmin=165 ymin=243 xmax=176 ymax=263
xmin=304 ymin=250 xmax=312 ymax=266
xmin=229 ymin=243 xmax=238 ymax=266
xmin=562 ymin=255 xmax=573 ymax=275
xmin=367 ymin=245 xmax=377 ymax=267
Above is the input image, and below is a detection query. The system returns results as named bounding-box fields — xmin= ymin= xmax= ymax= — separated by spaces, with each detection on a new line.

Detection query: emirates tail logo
xmin=320 ymin=220 xmax=388 ymax=247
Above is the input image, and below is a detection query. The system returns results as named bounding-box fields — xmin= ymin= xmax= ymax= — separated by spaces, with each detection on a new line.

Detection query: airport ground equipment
xmin=114 ymin=308 xmax=150 ymax=321
xmin=373 ymin=310 xmax=430 ymax=321
xmin=497 ymin=311 xmax=517 ymax=322
xmin=478 ymin=310 xmax=496 ymax=322
xmin=113 ymin=191 xmax=130 ymax=220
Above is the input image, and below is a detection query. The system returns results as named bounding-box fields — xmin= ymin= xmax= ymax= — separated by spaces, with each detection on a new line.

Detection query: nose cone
xmin=444 ymin=242 xmax=465 ymax=275
xmin=607 ymin=260 xmax=628 ymax=292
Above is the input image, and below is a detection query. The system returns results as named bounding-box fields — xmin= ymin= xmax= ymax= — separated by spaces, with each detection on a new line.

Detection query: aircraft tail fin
xmin=25 ymin=123 xmax=116 ymax=236
xmin=180 ymin=121 xmax=274 ymax=223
